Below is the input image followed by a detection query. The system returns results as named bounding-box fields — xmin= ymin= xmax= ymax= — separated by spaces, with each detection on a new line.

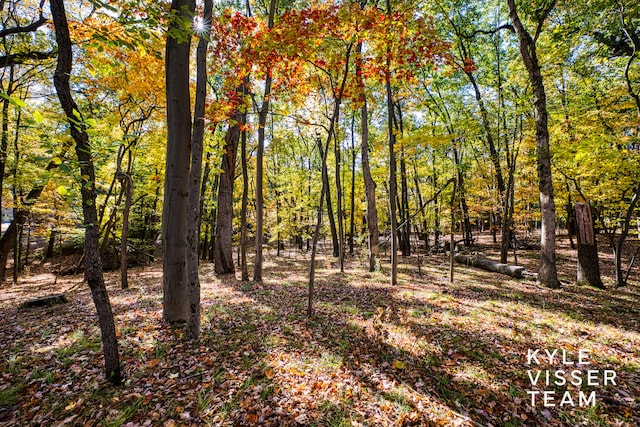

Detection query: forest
xmin=0 ymin=0 xmax=639 ymax=425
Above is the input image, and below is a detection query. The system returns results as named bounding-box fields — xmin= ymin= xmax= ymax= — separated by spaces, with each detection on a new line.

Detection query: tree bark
xmin=118 ymin=172 xmax=133 ymax=289
xmin=574 ymin=202 xmax=603 ymax=288
xmin=455 ymin=254 xmax=526 ymax=278
xmin=50 ymin=0 xmax=121 ymax=384
xmin=308 ymin=44 xmax=352 ymax=316
xmin=253 ymin=0 xmax=277 ymax=282
xmin=356 ymin=41 xmax=379 ymax=272
xmin=335 ymin=121 xmax=345 ymax=272
xmin=316 ymin=135 xmax=340 ymax=257
xmin=163 ymin=0 xmax=195 ymax=321
xmin=507 ymin=0 xmax=560 ymax=288
xmin=186 ymin=0 xmax=212 ymax=340
xmin=386 ymin=0 xmax=398 ymax=286
xmin=214 ymin=101 xmax=243 ymax=275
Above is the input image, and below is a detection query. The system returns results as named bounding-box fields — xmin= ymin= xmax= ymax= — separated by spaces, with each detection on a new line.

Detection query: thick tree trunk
xmin=574 ymin=202 xmax=603 ymax=288
xmin=214 ymin=113 xmax=242 ymax=275
xmin=50 ymin=0 xmax=121 ymax=384
xmin=508 ymin=0 xmax=560 ymax=289
xmin=163 ymin=0 xmax=195 ymax=321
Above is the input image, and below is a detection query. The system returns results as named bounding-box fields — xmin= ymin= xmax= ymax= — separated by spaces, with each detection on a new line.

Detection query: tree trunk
xmin=574 ymin=202 xmax=603 ymax=288
xmin=356 ymin=41 xmax=379 ymax=272
xmin=397 ymin=106 xmax=411 ymax=257
xmin=335 ymin=123 xmax=345 ymax=272
xmin=316 ymin=135 xmax=340 ymax=257
xmin=240 ymin=124 xmax=249 ymax=281
xmin=50 ymin=0 xmax=121 ymax=384
xmin=613 ymin=184 xmax=640 ymax=286
xmin=214 ymin=93 xmax=243 ymax=275
xmin=507 ymin=0 xmax=560 ymax=289
xmin=349 ymin=116 xmax=356 ymax=257
xmin=163 ymin=0 xmax=195 ymax=321
xmin=385 ymin=0 xmax=398 ymax=286
xmin=308 ymin=44 xmax=352 ymax=316
xmin=118 ymin=172 xmax=133 ymax=289
xmin=253 ymin=0 xmax=277 ymax=282
xmin=186 ymin=0 xmax=212 ymax=340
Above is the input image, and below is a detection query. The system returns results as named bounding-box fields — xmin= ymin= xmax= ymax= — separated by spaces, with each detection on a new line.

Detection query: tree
xmin=163 ymin=0 xmax=195 ymax=321
xmin=507 ymin=0 xmax=560 ymax=289
xmin=186 ymin=0 xmax=213 ymax=339
xmin=254 ymin=0 xmax=277 ymax=283
xmin=50 ymin=0 xmax=121 ymax=384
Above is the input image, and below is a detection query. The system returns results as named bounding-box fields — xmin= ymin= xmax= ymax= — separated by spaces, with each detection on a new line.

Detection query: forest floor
xmin=0 ymin=233 xmax=639 ymax=426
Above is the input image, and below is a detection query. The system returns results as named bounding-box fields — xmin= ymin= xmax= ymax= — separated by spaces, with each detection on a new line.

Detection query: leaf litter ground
xmin=0 ymin=235 xmax=639 ymax=426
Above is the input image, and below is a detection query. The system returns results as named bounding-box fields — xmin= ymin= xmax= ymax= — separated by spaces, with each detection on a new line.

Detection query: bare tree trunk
xmin=614 ymin=184 xmax=640 ymax=286
xmin=574 ymin=202 xmax=603 ymax=288
xmin=50 ymin=0 xmax=121 ymax=384
xmin=240 ymin=123 xmax=249 ymax=280
xmin=316 ymin=135 xmax=340 ymax=257
xmin=385 ymin=0 xmax=398 ymax=286
xmin=214 ymin=96 xmax=243 ymax=275
xmin=308 ymin=44 xmax=352 ymax=316
xmin=356 ymin=41 xmax=379 ymax=272
xmin=253 ymin=0 xmax=277 ymax=282
xmin=335 ymin=124 xmax=345 ymax=272
xmin=118 ymin=172 xmax=133 ymax=289
xmin=163 ymin=0 xmax=195 ymax=320
xmin=508 ymin=0 xmax=560 ymax=288
xmin=349 ymin=115 xmax=356 ymax=257
xmin=186 ymin=0 xmax=212 ymax=340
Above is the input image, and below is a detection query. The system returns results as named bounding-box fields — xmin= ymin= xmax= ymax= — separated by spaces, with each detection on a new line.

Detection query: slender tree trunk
xmin=0 ymin=66 xmax=14 ymax=240
xmin=316 ymin=136 xmax=340 ymax=257
xmin=185 ymin=0 xmax=212 ymax=339
xmin=207 ymin=173 xmax=219 ymax=261
xmin=308 ymin=44 xmax=352 ymax=316
xmin=356 ymin=41 xmax=379 ymax=272
xmin=614 ymin=184 xmax=640 ymax=286
xmin=412 ymin=160 xmax=427 ymax=251
xmin=118 ymin=172 xmax=133 ymax=289
xmin=335 ymin=124 xmax=345 ymax=272
xmin=163 ymin=0 xmax=195 ymax=320
xmin=508 ymin=0 xmax=560 ymax=288
xmin=240 ymin=125 xmax=249 ymax=281
xmin=349 ymin=116 xmax=356 ymax=257
xmin=397 ymin=106 xmax=411 ymax=256
xmin=253 ymin=0 xmax=277 ymax=282
xmin=50 ymin=0 xmax=121 ymax=384
xmin=385 ymin=0 xmax=398 ymax=286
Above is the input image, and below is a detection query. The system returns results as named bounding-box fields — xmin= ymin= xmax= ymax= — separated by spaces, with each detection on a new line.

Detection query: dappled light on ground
xmin=0 ymin=250 xmax=639 ymax=426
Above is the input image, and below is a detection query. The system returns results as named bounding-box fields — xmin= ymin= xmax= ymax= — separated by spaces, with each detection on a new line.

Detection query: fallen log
xmin=20 ymin=294 xmax=68 ymax=309
xmin=454 ymin=254 xmax=526 ymax=279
